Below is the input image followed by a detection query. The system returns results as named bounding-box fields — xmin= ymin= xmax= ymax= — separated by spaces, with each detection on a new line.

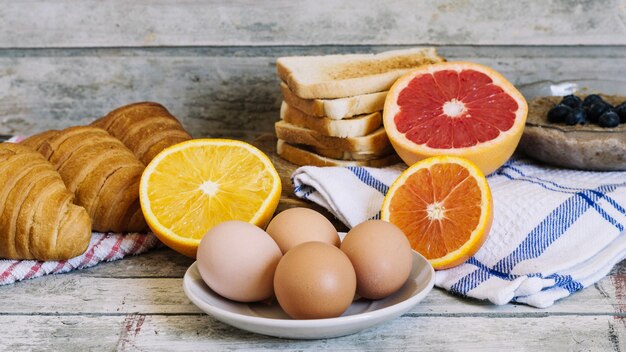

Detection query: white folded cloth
xmin=292 ymin=158 xmax=626 ymax=308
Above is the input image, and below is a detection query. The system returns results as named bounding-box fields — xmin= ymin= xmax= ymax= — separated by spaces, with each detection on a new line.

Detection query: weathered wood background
xmin=2 ymin=1 xmax=626 ymax=350
xmin=1 ymin=0 xmax=625 ymax=138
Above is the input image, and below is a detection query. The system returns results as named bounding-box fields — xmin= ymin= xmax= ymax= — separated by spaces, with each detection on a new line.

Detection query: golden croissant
xmin=0 ymin=143 xmax=91 ymax=260
xmin=22 ymin=126 xmax=147 ymax=233
xmin=92 ymin=102 xmax=192 ymax=165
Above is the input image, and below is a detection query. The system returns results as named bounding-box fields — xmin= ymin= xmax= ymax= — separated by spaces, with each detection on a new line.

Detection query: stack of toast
xmin=275 ymin=48 xmax=445 ymax=166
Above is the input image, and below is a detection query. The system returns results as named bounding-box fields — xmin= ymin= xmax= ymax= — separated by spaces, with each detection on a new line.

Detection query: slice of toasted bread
xmin=312 ymin=145 xmax=394 ymax=161
xmin=274 ymin=120 xmax=390 ymax=154
xmin=280 ymin=102 xmax=381 ymax=138
xmin=276 ymin=47 xmax=445 ymax=99
xmin=277 ymin=140 xmax=400 ymax=167
xmin=280 ymin=82 xmax=387 ymax=119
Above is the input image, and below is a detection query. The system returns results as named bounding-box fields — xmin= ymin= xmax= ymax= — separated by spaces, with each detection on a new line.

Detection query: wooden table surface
xmin=2 ymin=1 xmax=626 ymax=350
xmin=1 ymin=134 xmax=626 ymax=351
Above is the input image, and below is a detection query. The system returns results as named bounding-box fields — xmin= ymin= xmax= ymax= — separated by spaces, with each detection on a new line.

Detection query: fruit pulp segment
xmin=146 ymin=145 xmax=274 ymax=239
xmin=388 ymin=163 xmax=482 ymax=259
xmin=394 ymin=69 xmax=519 ymax=149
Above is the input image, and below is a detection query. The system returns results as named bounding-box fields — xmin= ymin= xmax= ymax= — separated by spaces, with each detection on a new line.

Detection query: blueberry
xmin=615 ymin=102 xmax=626 ymax=123
xmin=582 ymin=94 xmax=603 ymax=109
xmin=560 ymin=94 xmax=582 ymax=108
xmin=587 ymin=102 xmax=613 ymax=123
xmin=598 ymin=111 xmax=620 ymax=128
xmin=564 ymin=108 xmax=586 ymax=125
xmin=573 ymin=108 xmax=587 ymax=124
xmin=548 ymin=104 xmax=572 ymax=123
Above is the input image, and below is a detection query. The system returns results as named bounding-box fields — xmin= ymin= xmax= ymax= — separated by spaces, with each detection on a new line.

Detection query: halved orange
xmin=383 ymin=61 xmax=528 ymax=175
xmin=139 ymin=139 xmax=281 ymax=258
xmin=381 ymin=155 xmax=492 ymax=270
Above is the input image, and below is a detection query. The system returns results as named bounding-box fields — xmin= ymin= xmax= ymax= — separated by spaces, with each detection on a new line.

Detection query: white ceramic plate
xmin=183 ymin=251 xmax=435 ymax=339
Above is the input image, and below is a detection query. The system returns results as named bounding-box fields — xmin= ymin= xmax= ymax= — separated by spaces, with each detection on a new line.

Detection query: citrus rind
xmin=381 ymin=155 xmax=493 ymax=270
xmin=383 ymin=61 xmax=528 ymax=175
xmin=139 ymin=139 xmax=282 ymax=258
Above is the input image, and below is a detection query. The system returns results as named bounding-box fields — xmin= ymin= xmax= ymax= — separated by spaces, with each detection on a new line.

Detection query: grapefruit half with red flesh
xmin=383 ymin=62 xmax=528 ymax=175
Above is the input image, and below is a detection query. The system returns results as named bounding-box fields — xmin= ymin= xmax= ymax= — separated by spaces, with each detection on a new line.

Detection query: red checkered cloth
xmin=0 ymin=232 xmax=161 ymax=285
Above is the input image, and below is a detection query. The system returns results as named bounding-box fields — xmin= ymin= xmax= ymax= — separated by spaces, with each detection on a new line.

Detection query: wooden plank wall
xmin=0 ymin=0 xmax=625 ymax=138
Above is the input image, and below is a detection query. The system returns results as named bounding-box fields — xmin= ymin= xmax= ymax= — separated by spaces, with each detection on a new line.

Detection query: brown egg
xmin=340 ymin=220 xmax=413 ymax=299
xmin=196 ymin=220 xmax=282 ymax=302
xmin=273 ymin=241 xmax=356 ymax=319
xmin=266 ymin=207 xmax=340 ymax=254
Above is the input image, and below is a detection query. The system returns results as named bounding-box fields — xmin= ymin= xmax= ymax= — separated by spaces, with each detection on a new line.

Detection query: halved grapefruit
xmin=383 ymin=62 xmax=528 ymax=175
xmin=381 ymin=155 xmax=493 ymax=270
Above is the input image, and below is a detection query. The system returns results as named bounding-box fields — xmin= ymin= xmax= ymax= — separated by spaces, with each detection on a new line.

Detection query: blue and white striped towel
xmin=292 ymin=158 xmax=626 ymax=308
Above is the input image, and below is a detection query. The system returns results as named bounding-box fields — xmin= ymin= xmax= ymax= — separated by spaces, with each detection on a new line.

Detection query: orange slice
xmin=139 ymin=139 xmax=281 ymax=258
xmin=383 ymin=61 xmax=528 ymax=175
xmin=381 ymin=155 xmax=492 ymax=270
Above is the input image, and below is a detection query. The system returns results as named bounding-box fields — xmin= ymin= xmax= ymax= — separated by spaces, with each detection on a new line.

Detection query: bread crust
xmin=280 ymin=82 xmax=387 ymax=119
xmin=94 ymin=165 xmax=145 ymax=233
xmin=18 ymin=102 xmax=188 ymax=235
xmin=274 ymin=120 xmax=390 ymax=153
xmin=280 ymin=102 xmax=382 ymax=138
xmin=20 ymin=130 xmax=59 ymax=151
xmin=313 ymin=145 xmax=394 ymax=161
xmin=277 ymin=47 xmax=445 ymax=99
xmin=92 ymin=102 xmax=192 ymax=164
xmin=0 ymin=143 xmax=91 ymax=260
xmin=37 ymin=126 xmax=148 ymax=233
xmin=276 ymin=140 xmax=400 ymax=167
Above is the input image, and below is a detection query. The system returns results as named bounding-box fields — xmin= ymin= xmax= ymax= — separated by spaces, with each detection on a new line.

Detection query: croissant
xmin=92 ymin=102 xmax=192 ymax=165
xmin=0 ymin=143 xmax=91 ymax=260
xmin=22 ymin=126 xmax=147 ymax=233
xmin=18 ymin=129 xmax=58 ymax=151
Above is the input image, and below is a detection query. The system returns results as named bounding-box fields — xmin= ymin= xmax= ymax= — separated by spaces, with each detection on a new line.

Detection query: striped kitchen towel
xmin=0 ymin=232 xmax=161 ymax=285
xmin=292 ymin=158 xmax=626 ymax=308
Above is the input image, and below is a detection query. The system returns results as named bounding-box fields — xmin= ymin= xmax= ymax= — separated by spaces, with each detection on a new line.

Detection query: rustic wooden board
xmin=0 ymin=264 xmax=623 ymax=316
xmin=2 ymin=46 xmax=626 ymax=136
xmin=71 ymin=246 xmax=626 ymax=315
xmin=75 ymin=248 xmax=194 ymax=278
xmin=0 ymin=254 xmax=624 ymax=316
xmin=1 ymin=0 xmax=625 ymax=47
xmin=0 ymin=243 xmax=625 ymax=349
xmin=1 ymin=1 xmax=625 ymax=349
xmin=0 ymin=314 xmax=623 ymax=351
